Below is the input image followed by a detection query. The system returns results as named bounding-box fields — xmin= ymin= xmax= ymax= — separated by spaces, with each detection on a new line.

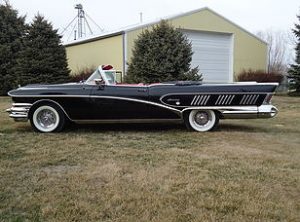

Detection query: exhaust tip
xmin=270 ymin=107 xmax=278 ymax=117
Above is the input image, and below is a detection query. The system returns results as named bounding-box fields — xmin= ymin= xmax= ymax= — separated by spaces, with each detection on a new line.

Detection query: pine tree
xmin=0 ymin=2 xmax=26 ymax=95
xmin=288 ymin=15 xmax=300 ymax=92
xmin=14 ymin=14 xmax=70 ymax=86
xmin=126 ymin=20 xmax=201 ymax=83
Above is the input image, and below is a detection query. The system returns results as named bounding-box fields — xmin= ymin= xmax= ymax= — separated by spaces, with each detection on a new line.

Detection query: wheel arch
xmin=28 ymin=99 xmax=72 ymax=121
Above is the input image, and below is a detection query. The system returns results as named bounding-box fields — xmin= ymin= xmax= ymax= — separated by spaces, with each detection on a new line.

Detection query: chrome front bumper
xmin=6 ymin=103 xmax=32 ymax=122
xmin=220 ymin=105 xmax=278 ymax=119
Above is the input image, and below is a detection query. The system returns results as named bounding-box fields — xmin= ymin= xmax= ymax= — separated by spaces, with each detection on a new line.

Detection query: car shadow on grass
xmin=65 ymin=122 xmax=187 ymax=133
xmin=3 ymin=121 xmax=283 ymax=134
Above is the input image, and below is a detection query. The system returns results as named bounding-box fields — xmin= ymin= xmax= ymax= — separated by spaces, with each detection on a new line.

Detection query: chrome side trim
xmin=182 ymin=105 xmax=278 ymax=119
xmin=7 ymin=95 xmax=182 ymax=117
xmin=182 ymin=106 xmax=258 ymax=113
xmin=9 ymin=91 xmax=272 ymax=98
xmin=30 ymin=97 xmax=182 ymax=121
xmin=89 ymin=96 xmax=182 ymax=116
xmin=161 ymin=92 xmax=270 ymax=98
xmin=191 ymin=95 xmax=197 ymax=105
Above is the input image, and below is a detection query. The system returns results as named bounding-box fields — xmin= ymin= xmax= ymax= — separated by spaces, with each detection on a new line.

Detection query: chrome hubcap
xmin=36 ymin=109 xmax=57 ymax=129
xmin=194 ymin=111 xmax=209 ymax=125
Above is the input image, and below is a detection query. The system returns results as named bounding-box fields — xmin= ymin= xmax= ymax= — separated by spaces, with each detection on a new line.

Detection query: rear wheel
xmin=184 ymin=110 xmax=219 ymax=132
xmin=30 ymin=104 xmax=66 ymax=133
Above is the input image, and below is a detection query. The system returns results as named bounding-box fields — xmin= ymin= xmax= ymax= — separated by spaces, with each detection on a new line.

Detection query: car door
xmin=89 ymin=84 xmax=151 ymax=120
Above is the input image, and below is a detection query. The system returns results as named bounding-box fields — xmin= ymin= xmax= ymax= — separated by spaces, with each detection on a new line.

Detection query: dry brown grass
xmin=0 ymin=96 xmax=299 ymax=221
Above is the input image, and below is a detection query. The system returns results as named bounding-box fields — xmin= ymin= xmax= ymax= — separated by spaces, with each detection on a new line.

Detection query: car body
xmin=6 ymin=65 xmax=279 ymax=132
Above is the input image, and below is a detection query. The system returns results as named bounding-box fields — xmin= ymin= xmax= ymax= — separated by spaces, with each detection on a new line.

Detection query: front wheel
xmin=30 ymin=104 xmax=66 ymax=133
xmin=184 ymin=110 xmax=219 ymax=132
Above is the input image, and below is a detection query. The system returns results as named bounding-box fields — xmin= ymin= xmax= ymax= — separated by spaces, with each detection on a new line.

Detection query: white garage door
xmin=184 ymin=31 xmax=233 ymax=82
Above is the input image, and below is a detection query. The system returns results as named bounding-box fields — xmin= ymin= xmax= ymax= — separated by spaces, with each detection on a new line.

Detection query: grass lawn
xmin=0 ymin=96 xmax=299 ymax=221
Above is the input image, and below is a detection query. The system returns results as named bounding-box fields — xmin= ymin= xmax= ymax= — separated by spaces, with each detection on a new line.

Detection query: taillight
xmin=263 ymin=93 xmax=273 ymax=104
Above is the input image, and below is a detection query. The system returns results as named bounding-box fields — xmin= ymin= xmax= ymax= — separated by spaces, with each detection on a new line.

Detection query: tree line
xmin=0 ymin=2 xmax=69 ymax=95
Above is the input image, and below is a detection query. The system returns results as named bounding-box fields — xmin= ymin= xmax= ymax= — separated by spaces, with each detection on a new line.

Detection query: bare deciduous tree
xmin=256 ymin=30 xmax=289 ymax=74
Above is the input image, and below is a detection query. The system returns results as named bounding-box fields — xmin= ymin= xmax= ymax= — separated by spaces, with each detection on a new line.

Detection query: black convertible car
xmin=6 ymin=65 xmax=278 ymax=133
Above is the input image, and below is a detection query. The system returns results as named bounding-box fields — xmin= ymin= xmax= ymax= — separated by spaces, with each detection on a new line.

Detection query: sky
xmin=3 ymin=0 xmax=300 ymax=61
xmin=5 ymin=0 xmax=300 ymax=36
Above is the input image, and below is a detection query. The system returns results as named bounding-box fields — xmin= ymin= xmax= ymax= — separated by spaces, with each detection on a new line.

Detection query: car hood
xmin=8 ymin=82 xmax=86 ymax=97
xmin=19 ymin=82 xmax=81 ymax=89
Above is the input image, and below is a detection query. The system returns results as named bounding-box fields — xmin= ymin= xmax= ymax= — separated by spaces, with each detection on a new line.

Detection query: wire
xmin=60 ymin=15 xmax=77 ymax=35
xmin=86 ymin=13 xmax=104 ymax=32
xmin=67 ymin=22 xmax=77 ymax=41
xmin=85 ymin=18 xmax=93 ymax=35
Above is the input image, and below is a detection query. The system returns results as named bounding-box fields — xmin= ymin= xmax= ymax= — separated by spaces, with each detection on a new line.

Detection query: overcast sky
xmin=6 ymin=0 xmax=300 ymax=38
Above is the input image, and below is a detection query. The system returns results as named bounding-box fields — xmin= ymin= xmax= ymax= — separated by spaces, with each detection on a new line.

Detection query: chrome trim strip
xmin=222 ymin=95 xmax=228 ymax=105
xmin=30 ymin=97 xmax=182 ymax=122
xmin=200 ymin=95 xmax=205 ymax=105
xmin=8 ymin=92 xmax=274 ymax=99
xmin=182 ymin=105 xmax=278 ymax=119
xmin=244 ymin=95 xmax=250 ymax=104
xmin=229 ymin=95 xmax=235 ymax=104
xmin=240 ymin=95 xmax=246 ymax=104
xmin=182 ymin=106 xmax=258 ymax=113
xmin=194 ymin=95 xmax=200 ymax=105
xmin=197 ymin=95 xmax=203 ymax=105
xmin=215 ymin=95 xmax=221 ymax=105
xmin=12 ymin=103 xmax=32 ymax=107
xmin=226 ymin=95 xmax=231 ymax=104
xmin=8 ymin=96 xmax=182 ymax=117
xmin=248 ymin=95 xmax=255 ymax=104
xmin=160 ymin=92 xmax=271 ymax=98
xmin=253 ymin=95 xmax=259 ymax=104
xmin=190 ymin=95 xmax=197 ymax=105
xmin=203 ymin=95 xmax=210 ymax=105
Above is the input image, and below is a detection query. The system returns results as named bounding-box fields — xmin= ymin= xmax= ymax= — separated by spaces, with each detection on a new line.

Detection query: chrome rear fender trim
xmin=182 ymin=105 xmax=278 ymax=119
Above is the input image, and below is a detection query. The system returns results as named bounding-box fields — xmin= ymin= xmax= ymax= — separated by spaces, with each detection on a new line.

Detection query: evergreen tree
xmin=126 ymin=20 xmax=201 ymax=83
xmin=0 ymin=2 xmax=26 ymax=95
xmin=14 ymin=14 xmax=70 ymax=86
xmin=288 ymin=15 xmax=300 ymax=92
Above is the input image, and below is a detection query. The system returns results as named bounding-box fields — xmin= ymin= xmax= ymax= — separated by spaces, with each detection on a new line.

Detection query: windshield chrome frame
xmin=85 ymin=66 xmax=115 ymax=85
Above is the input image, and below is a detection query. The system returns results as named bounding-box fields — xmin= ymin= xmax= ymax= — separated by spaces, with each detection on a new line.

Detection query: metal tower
xmin=61 ymin=3 xmax=104 ymax=41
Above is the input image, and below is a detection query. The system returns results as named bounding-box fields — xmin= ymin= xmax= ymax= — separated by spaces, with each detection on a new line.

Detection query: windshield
xmin=85 ymin=68 xmax=116 ymax=85
xmin=86 ymin=69 xmax=101 ymax=85
xmin=104 ymin=71 xmax=116 ymax=85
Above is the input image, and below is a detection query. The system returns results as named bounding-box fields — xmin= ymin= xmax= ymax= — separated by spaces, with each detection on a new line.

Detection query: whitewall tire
xmin=184 ymin=110 xmax=219 ymax=132
xmin=30 ymin=104 xmax=65 ymax=133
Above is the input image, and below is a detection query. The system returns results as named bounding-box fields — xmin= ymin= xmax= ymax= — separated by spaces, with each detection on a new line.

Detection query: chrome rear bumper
xmin=220 ymin=105 xmax=278 ymax=119
xmin=6 ymin=103 xmax=32 ymax=122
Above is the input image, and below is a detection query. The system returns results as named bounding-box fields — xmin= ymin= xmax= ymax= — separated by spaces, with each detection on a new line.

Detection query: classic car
xmin=6 ymin=65 xmax=279 ymax=133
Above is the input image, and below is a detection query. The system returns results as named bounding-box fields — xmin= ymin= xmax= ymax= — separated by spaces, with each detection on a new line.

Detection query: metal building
xmin=65 ymin=7 xmax=267 ymax=82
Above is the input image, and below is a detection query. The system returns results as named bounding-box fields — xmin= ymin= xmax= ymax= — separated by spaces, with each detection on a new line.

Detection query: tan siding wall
xmin=126 ymin=9 xmax=267 ymax=79
xmin=66 ymin=35 xmax=123 ymax=75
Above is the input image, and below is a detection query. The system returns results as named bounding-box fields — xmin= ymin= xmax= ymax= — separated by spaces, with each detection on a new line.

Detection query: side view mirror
xmin=95 ymin=79 xmax=105 ymax=85
xmin=95 ymin=79 xmax=105 ymax=90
